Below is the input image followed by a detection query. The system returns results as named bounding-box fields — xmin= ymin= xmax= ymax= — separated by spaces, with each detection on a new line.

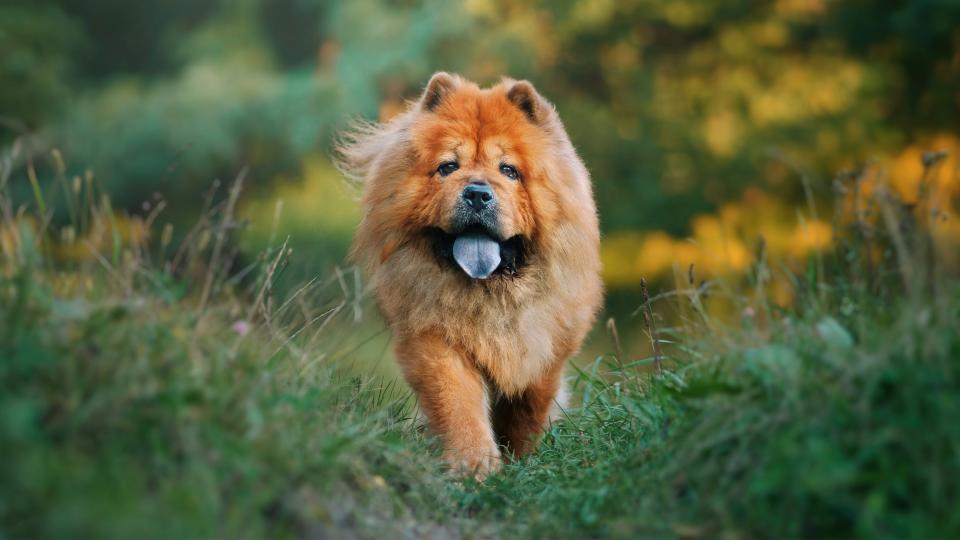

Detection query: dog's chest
xmin=376 ymin=254 xmax=560 ymax=394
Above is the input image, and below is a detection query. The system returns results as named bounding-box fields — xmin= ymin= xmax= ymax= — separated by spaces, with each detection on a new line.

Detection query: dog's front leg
xmin=492 ymin=359 xmax=565 ymax=458
xmin=396 ymin=333 xmax=500 ymax=477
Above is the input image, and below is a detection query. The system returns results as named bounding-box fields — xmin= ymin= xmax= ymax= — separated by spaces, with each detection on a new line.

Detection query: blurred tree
xmin=1 ymin=0 xmax=957 ymax=255
xmin=825 ymin=0 xmax=960 ymax=132
xmin=260 ymin=0 xmax=326 ymax=68
xmin=0 ymin=1 xmax=80 ymax=135
xmin=55 ymin=0 xmax=222 ymax=78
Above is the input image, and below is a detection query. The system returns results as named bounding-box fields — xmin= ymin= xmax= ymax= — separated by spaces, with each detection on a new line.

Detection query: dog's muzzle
xmin=447 ymin=182 xmax=504 ymax=279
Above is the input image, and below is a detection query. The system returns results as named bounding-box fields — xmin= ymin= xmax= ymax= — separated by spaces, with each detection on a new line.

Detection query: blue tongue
xmin=452 ymin=232 xmax=501 ymax=279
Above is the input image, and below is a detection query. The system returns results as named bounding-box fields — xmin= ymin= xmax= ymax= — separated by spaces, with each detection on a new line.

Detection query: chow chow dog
xmin=337 ymin=72 xmax=602 ymax=475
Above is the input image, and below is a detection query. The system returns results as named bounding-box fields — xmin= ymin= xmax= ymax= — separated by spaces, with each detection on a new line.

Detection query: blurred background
xmin=2 ymin=0 xmax=959 ymax=356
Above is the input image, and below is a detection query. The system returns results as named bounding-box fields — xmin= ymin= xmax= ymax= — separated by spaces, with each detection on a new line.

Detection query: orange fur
xmin=338 ymin=73 xmax=602 ymax=476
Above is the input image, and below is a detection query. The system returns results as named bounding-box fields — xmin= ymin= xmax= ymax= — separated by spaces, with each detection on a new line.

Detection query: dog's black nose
xmin=462 ymin=183 xmax=494 ymax=211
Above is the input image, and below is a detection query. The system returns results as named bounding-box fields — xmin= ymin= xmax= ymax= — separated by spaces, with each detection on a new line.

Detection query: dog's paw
xmin=443 ymin=444 xmax=502 ymax=479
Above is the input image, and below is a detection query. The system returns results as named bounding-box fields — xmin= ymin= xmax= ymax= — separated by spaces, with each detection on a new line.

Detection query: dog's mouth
xmin=426 ymin=226 xmax=527 ymax=280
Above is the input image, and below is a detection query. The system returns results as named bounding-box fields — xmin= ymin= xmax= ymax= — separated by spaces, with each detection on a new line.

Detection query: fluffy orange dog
xmin=338 ymin=72 xmax=602 ymax=475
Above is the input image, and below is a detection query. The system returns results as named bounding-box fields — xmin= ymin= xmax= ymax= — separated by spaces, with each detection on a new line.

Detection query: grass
xmin=2 ymin=148 xmax=959 ymax=539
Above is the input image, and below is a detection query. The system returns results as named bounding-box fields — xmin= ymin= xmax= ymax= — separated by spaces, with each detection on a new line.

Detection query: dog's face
xmin=375 ymin=74 xmax=559 ymax=279
xmin=345 ymin=73 xmax=589 ymax=285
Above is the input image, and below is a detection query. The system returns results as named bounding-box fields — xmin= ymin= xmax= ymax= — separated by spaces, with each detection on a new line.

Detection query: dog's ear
xmin=420 ymin=71 xmax=458 ymax=112
xmin=506 ymin=80 xmax=550 ymax=124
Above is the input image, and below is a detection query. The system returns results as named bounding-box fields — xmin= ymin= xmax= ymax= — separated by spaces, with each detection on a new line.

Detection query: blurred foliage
xmin=1 ymin=0 xmax=959 ymax=290
xmin=603 ymin=135 xmax=960 ymax=293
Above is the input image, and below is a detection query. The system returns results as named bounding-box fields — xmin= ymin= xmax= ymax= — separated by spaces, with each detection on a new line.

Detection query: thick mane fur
xmin=334 ymin=112 xmax=414 ymax=189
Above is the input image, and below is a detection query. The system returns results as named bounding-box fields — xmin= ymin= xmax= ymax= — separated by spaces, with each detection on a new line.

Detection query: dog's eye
xmin=499 ymin=164 xmax=520 ymax=181
xmin=437 ymin=162 xmax=459 ymax=177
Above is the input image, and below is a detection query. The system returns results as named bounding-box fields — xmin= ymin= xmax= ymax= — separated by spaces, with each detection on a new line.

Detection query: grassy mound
xmin=2 ymin=156 xmax=959 ymax=538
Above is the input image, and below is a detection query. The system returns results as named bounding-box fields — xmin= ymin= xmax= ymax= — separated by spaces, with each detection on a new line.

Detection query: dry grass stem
xmin=640 ymin=278 xmax=663 ymax=376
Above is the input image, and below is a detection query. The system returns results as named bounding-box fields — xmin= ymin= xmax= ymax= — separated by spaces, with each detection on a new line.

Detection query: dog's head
xmin=343 ymin=72 xmax=589 ymax=282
